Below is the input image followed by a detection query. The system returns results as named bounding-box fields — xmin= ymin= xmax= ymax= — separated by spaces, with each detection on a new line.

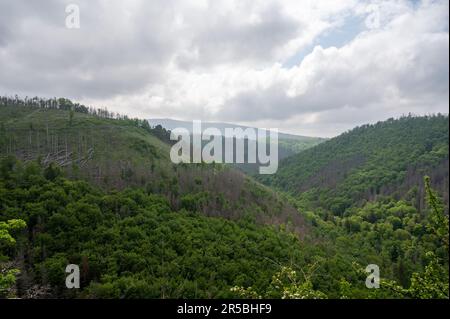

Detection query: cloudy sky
xmin=0 ymin=0 xmax=448 ymax=137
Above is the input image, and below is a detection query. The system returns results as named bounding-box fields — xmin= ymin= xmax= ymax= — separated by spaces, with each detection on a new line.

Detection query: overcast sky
xmin=0 ymin=0 xmax=448 ymax=137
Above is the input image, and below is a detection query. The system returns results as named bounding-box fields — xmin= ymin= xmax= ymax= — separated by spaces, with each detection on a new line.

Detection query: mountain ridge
xmin=148 ymin=118 xmax=327 ymax=141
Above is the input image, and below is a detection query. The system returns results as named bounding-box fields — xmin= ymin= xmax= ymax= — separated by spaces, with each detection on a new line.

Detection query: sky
xmin=0 ymin=0 xmax=448 ymax=137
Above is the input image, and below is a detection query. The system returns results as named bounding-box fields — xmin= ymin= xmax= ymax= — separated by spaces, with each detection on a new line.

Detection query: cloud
xmin=0 ymin=0 xmax=448 ymax=137
xmin=0 ymin=0 xmax=180 ymax=99
xmin=215 ymin=0 xmax=449 ymax=130
xmin=174 ymin=2 xmax=302 ymax=69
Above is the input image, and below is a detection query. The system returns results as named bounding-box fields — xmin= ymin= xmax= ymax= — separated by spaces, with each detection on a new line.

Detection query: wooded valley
xmin=0 ymin=96 xmax=448 ymax=299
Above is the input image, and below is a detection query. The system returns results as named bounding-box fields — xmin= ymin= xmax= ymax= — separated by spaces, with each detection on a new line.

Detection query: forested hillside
xmin=255 ymin=115 xmax=449 ymax=298
xmin=3 ymin=156 xmax=445 ymax=299
xmin=0 ymin=162 xmax=311 ymax=298
xmin=259 ymin=115 xmax=449 ymax=216
xmin=0 ymin=97 xmax=448 ymax=299
xmin=0 ymin=97 xmax=305 ymax=230
xmin=0 ymin=97 xmax=312 ymax=298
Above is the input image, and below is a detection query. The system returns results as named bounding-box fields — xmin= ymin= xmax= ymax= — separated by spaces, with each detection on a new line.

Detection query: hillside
xmin=256 ymin=115 xmax=449 ymax=296
xmin=0 ymin=97 xmax=315 ymax=299
xmin=0 ymin=98 xmax=306 ymax=232
xmin=0 ymin=166 xmax=312 ymax=298
xmin=259 ymin=115 xmax=449 ymax=215
xmin=1 ymin=98 xmax=448 ymax=299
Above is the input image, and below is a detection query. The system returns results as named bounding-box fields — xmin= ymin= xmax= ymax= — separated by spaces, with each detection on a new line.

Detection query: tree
xmin=375 ymin=177 xmax=449 ymax=299
xmin=0 ymin=218 xmax=26 ymax=298
xmin=424 ymin=176 xmax=449 ymax=251
xmin=44 ymin=162 xmax=62 ymax=181
xmin=382 ymin=252 xmax=449 ymax=298
xmin=231 ymin=264 xmax=327 ymax=299
xmin=69 ymin=108 xmax=74 ymax=126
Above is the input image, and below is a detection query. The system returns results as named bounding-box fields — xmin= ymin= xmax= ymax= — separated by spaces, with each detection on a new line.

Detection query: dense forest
xmin=258 ymin=115 xmax=449 ymax=212
xmin=0 ymin=97 xmax=448 ymax=299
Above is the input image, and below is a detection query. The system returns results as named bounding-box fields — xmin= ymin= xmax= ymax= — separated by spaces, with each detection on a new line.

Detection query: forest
xmin=0 ymin=96 xmax=448 ymax=299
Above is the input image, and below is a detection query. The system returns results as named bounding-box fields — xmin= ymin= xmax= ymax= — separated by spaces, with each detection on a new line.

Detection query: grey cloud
xmin=0 ymin=0 xmax=304 ymax=101
xmin=216 ymin=17 xmax=449 ymax=124
xmin=216 ymin=68 xmax=388 ymax=122
xmin=176 ymin=3 xmax=302 ymax=69
xmin=0 ymin=0 xmax=178 ymax=99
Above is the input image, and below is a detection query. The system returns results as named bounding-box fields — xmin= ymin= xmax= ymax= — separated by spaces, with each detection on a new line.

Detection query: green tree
xmin=231 ymin=264 xmax=327 ymax=299
xmin=377 ymin=177 xmax=449 ymax=299
xmin=69 ymin=108 xmax=74 ymax=126
xmin=0 ymin=218 xmax=26 ymax=298
xmin=424 ymin=176 xmax=449 ymax=250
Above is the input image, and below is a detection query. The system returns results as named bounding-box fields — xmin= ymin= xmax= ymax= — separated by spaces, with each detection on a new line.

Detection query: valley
xmin=0 ymin=96 xmax=448 ymax=299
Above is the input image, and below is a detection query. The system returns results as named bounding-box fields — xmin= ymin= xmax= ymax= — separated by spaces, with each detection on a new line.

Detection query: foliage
xmin=260 ymin=114 xmax=449 ymax=216
xmin=232 ymin=265 xmax=327 ymax=299
xmin=0 ymin=218 xmax=26 ymax=298
xmin=0 ymin=160 xmax=310 ymax=298
xmin=0 ymin=101 xmax=448 ymax=299
xmin=381 ymin=252 xmax=448 ymax=299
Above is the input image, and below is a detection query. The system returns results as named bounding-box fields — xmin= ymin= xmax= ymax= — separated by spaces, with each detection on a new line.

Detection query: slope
xmin=258 ymin=115 xmax=449 ymax=216
xmin=0 ymin=97 xmax=307 ymax=233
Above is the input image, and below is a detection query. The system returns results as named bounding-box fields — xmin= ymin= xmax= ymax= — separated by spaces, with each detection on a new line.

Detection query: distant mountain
xmin=148 ymin=118 xmax=323 ymax=141
xmin=149 ymin=118 xmax=327 ymax=174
